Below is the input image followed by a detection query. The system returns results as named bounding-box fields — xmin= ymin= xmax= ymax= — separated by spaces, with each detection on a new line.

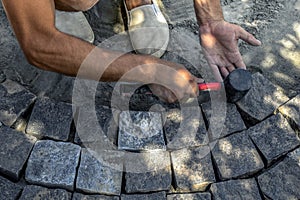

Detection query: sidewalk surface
xmin=0 ymin=0 xmax=299 ymax=199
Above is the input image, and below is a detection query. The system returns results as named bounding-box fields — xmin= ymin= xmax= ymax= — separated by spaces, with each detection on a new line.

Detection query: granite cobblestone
xmin=25 ymin=140 xmax=81 ymax=191
xmin=0 ymin=126 xmax=36 ymax=181
xmin=211 ymin=131 xmax=264 ymax=180
xmin=26 ymin=97 xmax=73 ymax=141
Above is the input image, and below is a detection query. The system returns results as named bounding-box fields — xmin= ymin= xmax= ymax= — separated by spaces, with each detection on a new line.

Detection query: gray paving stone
xmin=0 ymin=126 xmax=36 ymax=180
xmin=210 ymin=179 xmax=262 ymax=200
xmin=171 ymin=146 xmax=215 ymax=192
xmin=279 ymin=94 xmax=300 ymax=130
xmin=19 ymin=185 xmax=71 ymax=200
xmin=211 ymin=132 xmax=264 ymax=180
xmin=76 ymin=149 xmax=122 ymax=195
xmin=74 ymin=106 xmax=117 ymax=146
xmin=258 ymin=148 xmax=300 ymax=200
xmin=0 ymin=79 xmax=36 ymax=127
xmin=118 ymin=111 xmax=165 ymax=151
xmin=72 ymin=193 xmax=119 ymax=200
xmin=248 ymin=114 xmax=300 ymax=165
xmin=0 ymin=176 xmax=23 ymax=200
xmin=163 ymin=108 xmax=208 ymax=150
xmin=26 ymin=98 xmax=73 ymax=141
xmin=236 ymin=73 xmax=289 ymax=122
xmin=25 ymin=140 xmax=81 ymax=190
xmin=167 ymin=192 xmax=211 ymax=200
xmin=202 ymin=102 xmax=246 ymax=140
xmin=125 ymin=151 xmax=172 ymax=193
xmin=163 ymin=0 xmax=196 ymax=25
xmin=121 ymin=192 xmax=166 ymax=200
xmin=288 ymin=147 xmax=300 ymax=164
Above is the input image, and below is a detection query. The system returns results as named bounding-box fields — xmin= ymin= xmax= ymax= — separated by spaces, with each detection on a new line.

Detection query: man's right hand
xmin=148 ymin=65 xmax=202 ymax=103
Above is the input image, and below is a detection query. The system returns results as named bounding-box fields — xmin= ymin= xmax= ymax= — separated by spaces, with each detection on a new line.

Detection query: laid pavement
xmin=0 ymin=0 xmax=300 ymax=199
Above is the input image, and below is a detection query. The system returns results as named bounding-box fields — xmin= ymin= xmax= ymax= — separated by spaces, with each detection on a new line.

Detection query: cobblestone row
xmin=0 ymin=73 xmax=299 ymax=199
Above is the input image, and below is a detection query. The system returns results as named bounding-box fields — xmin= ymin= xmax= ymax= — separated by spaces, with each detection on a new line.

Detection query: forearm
xmin=28 ymin=31 xmax=168 ymax=83
xmin=193 ymin=0 xmax=224 ymax=26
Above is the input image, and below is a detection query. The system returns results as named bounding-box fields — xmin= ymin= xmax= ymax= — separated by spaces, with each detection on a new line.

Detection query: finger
xmin=238 ymin=27 xmax=261 ymax=46
xmin=219 ymin=67 xmax=230 ymax=79
xmin=234 ymin=56 xmax=247 ymax=69
xmin=227 ymin=65 xmax=236 ymax=72
xmin=210 ymin=64 xmax=223 ymax=82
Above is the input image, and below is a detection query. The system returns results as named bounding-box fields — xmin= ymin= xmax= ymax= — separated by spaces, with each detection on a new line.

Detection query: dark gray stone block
xmin=0 ymin=79 xmax=36 ymax=126
xmin=118 ymin=111 xmax=165 ymax=151
xmin=211 ymin=132 xmax=264 ymax=180
xmin=25 ymin=140 xmax=81 ymax=190
xmin=26 ymin=98 xmax=73 ymax=141
xmin=72 ymin=193 xmax=119 ymax=200
xmin=248 ymin=114 xmax=300 ymax=165
xmin=0 ymin=126 xmax=36 ymax=180
xmin=202 ymin=102 xmax=246 ymax=140
xmin=74 ymin=105 xmax=117 ymax=147
xmin=121 ymin=192 xmax=166 ymax=200
xmin=163 ymin=108 xmax=208 ymax=150
xmin=171 ymin=146 xmax=215 ymax=192
xmin=167 ymin=193 xmax=211 ymax=200
xmin=258 ymin=148 xmax=300 ymax=200
xmin=0 ymin=176 xmax=23 ymax=200
xmin=19 ymin=185 xmax=71 ymax=200
xmin=76 ymin=149 xmax=122 ymax=195
xmin=236 ymin=73 xmax=289 ymax=122
xmin=279 ymin=94 xmax=300 ymax=130
xmin=210 ymin=179 xmax=262 ymax=200
xmin=125 ymin=151 xmax=172 ymax=193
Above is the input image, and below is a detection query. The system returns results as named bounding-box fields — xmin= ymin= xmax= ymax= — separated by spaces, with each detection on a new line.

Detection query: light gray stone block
xmin=25 ymin=140 xmax=81 ymax=190
xmin=211 ymin=132 xmax=264 ymax=180
xmin=171 ymin=146 xmax=215 ymax=192
xmin=248 ymin=114 xmax=300 ymax=165
xmin=163 ymin=108 xmax=208 ymax=150
xmin=258 ymin=148 xmax=300 ymax=200
xmin=19 ymin=185 xmax=71 ymax=200
xmin=0 ymin=79 xmax=36 ymax=126
xmin=118 ymin=111 xmax=165 ymax=151
xmin=0 ymin=176 xmax=23 ymax=200
xmin=125 ymin=151 xmax=172 ymax=193
xmin=210 ymin=179 xmax=262 ymax=200
xmin=167 ymin=192 xmax=211 ymax=200
xmin=0 ymin=126 xmax=36 ymax=180
xmin=237 ymin=73 xmax=289 ymax=122
xmin=279 ymin=94 xmax=300 ymax=130
xmin=26 ymin=98 xmax=73 ymax=141
xmin=76 ymin=149 xmax=123 ymax=195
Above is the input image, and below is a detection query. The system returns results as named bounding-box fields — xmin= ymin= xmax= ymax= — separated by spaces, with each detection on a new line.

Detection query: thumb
xmin=194 ymin=77 xmax=204 ymax=83
xmin=238 ymin=27 xmax=261 ymax=46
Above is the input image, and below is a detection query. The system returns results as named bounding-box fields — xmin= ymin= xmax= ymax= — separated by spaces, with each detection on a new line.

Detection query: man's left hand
xmin=199 ymin=20 xmax=261 ymax=82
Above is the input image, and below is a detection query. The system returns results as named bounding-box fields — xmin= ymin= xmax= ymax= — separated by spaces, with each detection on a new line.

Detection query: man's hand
xmin=148 ymin=67 xmax=203 ymax=103
xmin=199 ymin=20 xmax=261 ymax=81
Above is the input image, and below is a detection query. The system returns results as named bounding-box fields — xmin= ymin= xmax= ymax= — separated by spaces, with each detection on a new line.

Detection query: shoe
xmin=124 ymin=0 xmax=169 ymax=57
xmin=55 ymin=10 xmax=95 ymax=43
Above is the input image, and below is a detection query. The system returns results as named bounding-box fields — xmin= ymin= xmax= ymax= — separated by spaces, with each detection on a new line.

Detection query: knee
xmin=71 ymin=0 xmax=99 ymax=11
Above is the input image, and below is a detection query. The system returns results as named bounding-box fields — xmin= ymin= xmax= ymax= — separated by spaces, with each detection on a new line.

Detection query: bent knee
xmin=74 ymin=0 xmax=99 ymax=11
xmin=56 ymin=0 xmax=99 ymax=11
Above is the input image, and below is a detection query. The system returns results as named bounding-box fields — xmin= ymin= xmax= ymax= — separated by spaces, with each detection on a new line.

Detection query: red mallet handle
xmin=198 ymin=83 xmax=222 ymax=91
